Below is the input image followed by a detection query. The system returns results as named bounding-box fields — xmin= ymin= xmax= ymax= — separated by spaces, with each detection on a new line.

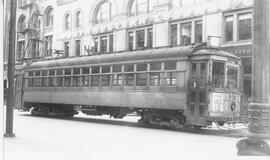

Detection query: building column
xmin=236 ymin=0 xmax=270 ymax=156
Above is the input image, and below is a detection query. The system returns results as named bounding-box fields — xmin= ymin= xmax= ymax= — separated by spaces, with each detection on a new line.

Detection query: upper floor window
xmin=93 ymin=33 xmax=114 ymax=54
xmin=238 ymin=13 xmax=252 ymax=40
xmin=128 ymin=26 xmax=153 ymax=50
xmin=96 ymin=2 xmax=111 ymax=24
xmin=224 ymin=16 xmax=233 ymax=42
xmin=223 ymin=12 xmax=252 ymax=42
xmin=170 ymin=19 xmax=203 ymax=46
xmin=75 ymin=10 xmax=83 ymax=28
xmin=18 ymin=15 xmax=26 ymax=32
xmin=45 ymin=7 xmax=53 ymax=27
xmin=65 ymin=13 xmax=71 ymax=30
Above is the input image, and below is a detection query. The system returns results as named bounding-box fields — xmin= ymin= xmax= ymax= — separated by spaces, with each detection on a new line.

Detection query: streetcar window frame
xmin=212 ymin=61 xmax=225 ymax=89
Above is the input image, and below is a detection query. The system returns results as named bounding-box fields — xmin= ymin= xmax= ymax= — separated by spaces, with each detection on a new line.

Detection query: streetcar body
xmin=16 ymin=44 xmax=243 ymax=127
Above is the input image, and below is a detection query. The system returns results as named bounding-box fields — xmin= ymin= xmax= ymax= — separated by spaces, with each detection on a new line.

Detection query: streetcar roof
xmin=24 ymin=45 xmax=238 ymax=69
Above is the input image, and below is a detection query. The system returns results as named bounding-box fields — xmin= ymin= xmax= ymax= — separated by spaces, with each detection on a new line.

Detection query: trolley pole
xmin=4 ymin=0 xmax=17 ymax=137
xmin=236 ymin=0 xmax=270 ymax=155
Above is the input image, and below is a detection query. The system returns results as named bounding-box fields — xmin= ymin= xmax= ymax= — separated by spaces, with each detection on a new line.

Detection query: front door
xmin=186 ymin=61 xmax=209 ymax=126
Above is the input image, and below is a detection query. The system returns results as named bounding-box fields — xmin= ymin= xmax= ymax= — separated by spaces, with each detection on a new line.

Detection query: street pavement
xmin=2 ymin=110 xmax=268 ymax=160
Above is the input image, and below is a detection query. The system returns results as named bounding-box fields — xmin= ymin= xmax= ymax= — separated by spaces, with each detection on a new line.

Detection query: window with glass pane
xmin=137 ymin=63 xmax=147 ymax=71
xmin=92 ymin=66 xmax=100 ymax=74
xmin=128 ymin=32 xmax=134 ymax=51
xmin=48 ymin=77 xmax=54 ymax=87
xmin=150 ymin=62 xmax=161 ymax=71
xmin=164 ymin=61 xmax=177 ymax=70
xmin=91 ymin=75 xmax=100 ymax=86
xmin=112 ymin=74 xmax=123 ymax=86
xmin=170 ymin=24 xmax=178 ymax=46
xmin=75 ymin=40 xmax=81 ymax=56
xmin=124 ymin=74 xmax=134 ymax=86
xmin=227 ymin=68 xmax=238 ymax=89
xmin=238 ymin=13 xmax=252 ymax=40
xmin=82 ymin=67 xmax=90 ymax=74
xmin=242 ymin=58 xmax=252 ymax=74
xmin=73 ymin=68 xmax=80 ymax=75
xmin=147 ymin=28 xmax=153 ymax=48
xmin=137 ymin=0 xmax=147 ymax=14
xmin=64 ymin=42 xmax=70 ymax=57
xmin=102 ymin=66 xmax=110 ymax=73
xmin=100 ymin=36 xmax=107 ymax=54
xmin=150 ymin=72 xmax=161 ymax=86
xmin=130 ymin=0 xmax=136 ymax=16
xmin=195 ymin=21 xmax=202 ymax=43
xmin=136 ymin=30 xmax=145 ymax=49
xmin=17 ymin=41 xmax=25 ymax=59
xmin=45 ymin=7 xmax=53 ymax=27
xmin=113 ymin=65 xmax=122 ymax=72
xmin=81 ymin=75 xmax=90 ymax=86
xmin=164 ymin=72 xmax=177 ymax=86
xmin=76 ymin=11 xmax=82 ymax=27
xmin=28 ymin=78 xmax=33 ymax=87
xmin=124 ymin=64 xmax=134 ymax=72
xmin=57 ymin=69 xmax=63 ymax=75
xmin=65 ymin=14 xmax=71 ymax=30
xmin=34 ymin=78 xmax=41 ymax=87
xmin=56 ymin=77 xmax=63 ymax=87
xmin=101 ymin=75 xmax=110 ymax=86
xmin=109 ymin=35 xmax=113 ymax=53
xmin=64 ymin=77 xmax=71 ymax=87
xmin=73 ymin=76 xmax=80 ymax=87
xmin=181 ymin=23 xmax=192 ymax=45
xmin=225 ymin=16 xmax=233 ymax=42
xmin=94 ymin=38 xmax=98 ymax=53
xmin=45 ymin=35 xmax=53 ymax=56
xmin=97 ymin=2 xmax=110 ymax=23
xmin=136 ymin=73 xmax=147 ymax=86
xmin=243 ymin=76 xmax=251 ymax=99
xmin=212 ymin=62 xmax=225 ymax=88
xmin=64 ymin=69 xmax=71 ymax=75
xmin=35 ymin=71 xmax=41 ymax=76
xmin=41 ymin=78 xmax=48 ymax=87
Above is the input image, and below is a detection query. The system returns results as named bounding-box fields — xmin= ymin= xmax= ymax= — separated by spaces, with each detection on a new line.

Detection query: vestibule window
xmin=128 ymin=27 xmax=153 ymax=50
xmin=93 ymin=33 xmax=114 ymax=54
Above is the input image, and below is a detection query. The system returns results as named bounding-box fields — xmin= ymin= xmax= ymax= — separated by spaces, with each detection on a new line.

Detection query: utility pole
xmin=236 ymin=0 xmax=270 ymax=155
xmin=4 ymin=0 xmax=17 ymax=137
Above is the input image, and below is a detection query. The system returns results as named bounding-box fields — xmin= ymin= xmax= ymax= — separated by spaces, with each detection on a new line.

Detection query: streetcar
xmin=15 ymin=43 xmax=244 ymax=128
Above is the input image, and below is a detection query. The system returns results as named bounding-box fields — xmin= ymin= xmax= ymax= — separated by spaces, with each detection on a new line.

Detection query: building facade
xmin=14 ymin=0 xmax=253 ymax=99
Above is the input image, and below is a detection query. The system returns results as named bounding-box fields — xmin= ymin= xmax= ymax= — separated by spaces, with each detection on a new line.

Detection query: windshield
xmin=212 ymin=62 xmax=225 ymax=88
xmin=227 ymin=67 xmax=238 ymax=89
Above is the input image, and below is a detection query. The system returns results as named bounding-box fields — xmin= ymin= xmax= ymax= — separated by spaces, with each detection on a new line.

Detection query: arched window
xmin=96 ymin=2 xmax=111 ymax=23
xmin=18 ymin=15 xmax=26 ymax=32
xmin=65 ymin=13 xmax=71 ymax=30
xmin=75 ymin=10 xmax=83 ymax=27
xmin=129 ymin=0 xmax=157 ymax=16
xmin=45 ymin=7 xmax=53 ymax=27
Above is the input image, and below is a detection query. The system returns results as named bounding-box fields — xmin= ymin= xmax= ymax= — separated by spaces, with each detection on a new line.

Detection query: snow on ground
xmin=3 ymin=110 xmax=267 ymax=160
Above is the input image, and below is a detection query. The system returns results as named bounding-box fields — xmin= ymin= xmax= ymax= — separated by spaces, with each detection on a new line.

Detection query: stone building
xmin=14 ymin=0 xmax=253 ymax=99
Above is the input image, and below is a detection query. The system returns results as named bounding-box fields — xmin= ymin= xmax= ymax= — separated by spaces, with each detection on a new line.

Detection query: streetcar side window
xmin=112 ymin=65 xmax=123 ymax=86
xmin=212 ymin=62 xmax=225 ymax=88
xmin=227 ymin=68 xmax=238 ymax=89
xmin=164 ymin=61 xmax=177 ymax=86
xmin=124 ymin=64 xmax=135 ymax=86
